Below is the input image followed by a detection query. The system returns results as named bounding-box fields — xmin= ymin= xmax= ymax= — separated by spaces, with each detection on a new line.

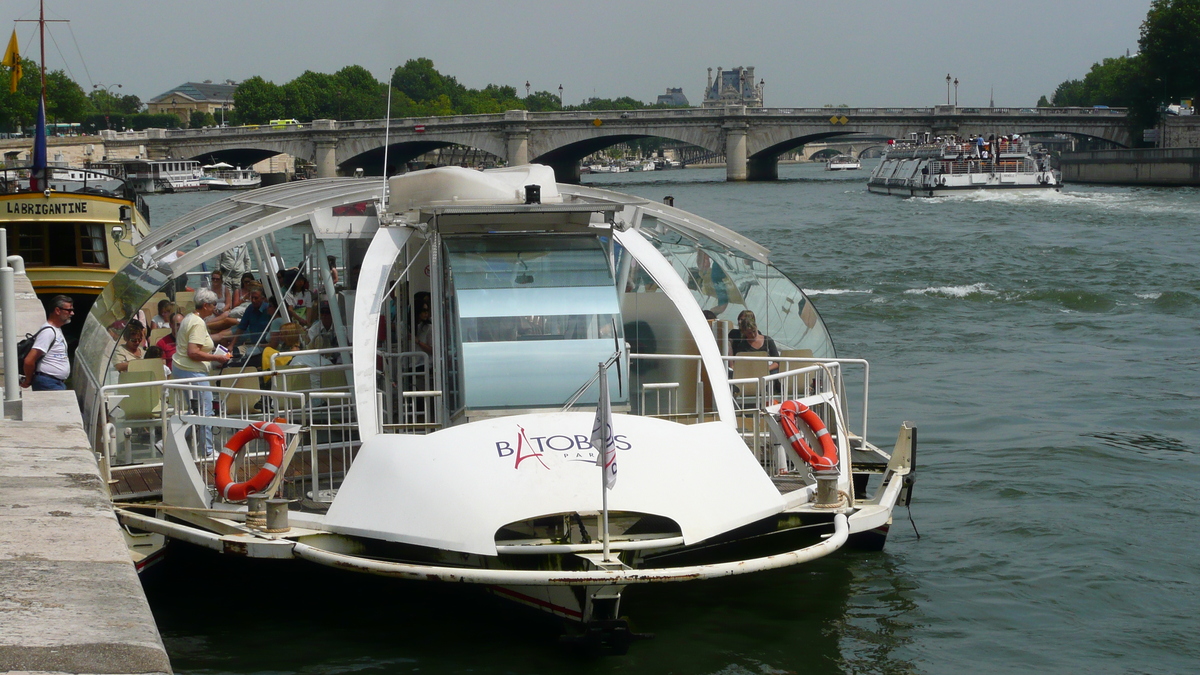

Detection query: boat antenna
xmin=381 ymin=67 xmax=394 ymax=208
xmin=16 ymin=0 xmax=67 ymax=100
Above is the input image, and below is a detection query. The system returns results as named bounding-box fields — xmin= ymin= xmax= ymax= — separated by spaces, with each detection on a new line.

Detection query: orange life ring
xmin=779 ymin=400 xmax=838 ymax=470
xmin=216 ymin=421 xmax=286 ymax=501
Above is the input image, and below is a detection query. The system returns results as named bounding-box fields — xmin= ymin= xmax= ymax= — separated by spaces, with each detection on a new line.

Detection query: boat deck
xmin=109 ymin=445 xmax=890 ymax=502
xmin=110 ymin=449 xmax=354 ymax=502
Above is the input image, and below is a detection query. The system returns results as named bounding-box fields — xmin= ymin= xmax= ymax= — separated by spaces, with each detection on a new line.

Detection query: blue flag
xmin=30 ymin=95 xmax=47 ymax=190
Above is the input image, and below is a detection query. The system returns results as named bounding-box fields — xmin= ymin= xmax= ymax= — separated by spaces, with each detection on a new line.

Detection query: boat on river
xmin=81 ymin=165 xmax=915 ymax=653
xmin=825 ymin=155 xmax=861 ymax=171
xmin=868 ymin=134 xmax=1061 ymax=197
xmin=200 ymin=163 xmax=262 ymax=190
xmin=89 ymin=159 xmax=205 ymax=194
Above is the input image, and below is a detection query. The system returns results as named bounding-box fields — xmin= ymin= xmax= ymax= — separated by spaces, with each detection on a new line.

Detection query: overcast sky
xmin=4 ymin=0 xmax=1151 ymax=109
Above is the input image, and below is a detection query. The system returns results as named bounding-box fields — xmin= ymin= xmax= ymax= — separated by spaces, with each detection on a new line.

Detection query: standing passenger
xmin=172 ymin=289 xmax=232 ymax=456
xmin=21 ymin=295 xmax=73 ymax=391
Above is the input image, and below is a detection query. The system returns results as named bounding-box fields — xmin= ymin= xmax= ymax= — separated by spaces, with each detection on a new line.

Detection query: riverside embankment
xmin=0 ymin=271 xmax=172 ymax=675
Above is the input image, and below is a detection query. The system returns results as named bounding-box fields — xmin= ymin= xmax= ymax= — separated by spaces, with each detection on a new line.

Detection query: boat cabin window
xmin=443 ymin=235 xmax=625 ymax=411
xmin=5 ymin=223 xmax=108 ymax=268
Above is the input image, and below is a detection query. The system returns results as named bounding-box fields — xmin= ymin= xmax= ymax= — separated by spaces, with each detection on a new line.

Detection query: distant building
xmin=702 ymin=67 xmax=762 ymax=108
xmin=656 ymin=87 xmax=690 ymax=107
xmin=146 ymin=80 xmax=238 ymax=123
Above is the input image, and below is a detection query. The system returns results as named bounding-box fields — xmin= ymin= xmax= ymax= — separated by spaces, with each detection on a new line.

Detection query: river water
xmin=141 ymin=164 xmax=1200 ymax=674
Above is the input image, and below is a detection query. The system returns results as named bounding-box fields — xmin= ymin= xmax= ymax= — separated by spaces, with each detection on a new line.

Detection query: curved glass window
xmin=445 ymin=235 xmax=625 ymax=410
xmin=622 ymin=216 xmax=834 ymax=359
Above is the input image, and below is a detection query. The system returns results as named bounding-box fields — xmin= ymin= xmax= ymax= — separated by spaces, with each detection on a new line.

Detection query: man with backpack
xmin=21 ymin=295 xmax=73 ymax=391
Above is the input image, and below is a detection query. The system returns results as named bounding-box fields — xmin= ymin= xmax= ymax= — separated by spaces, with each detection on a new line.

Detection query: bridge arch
xmin=531 ymin=131 xmax=722 ymax=183
xmin=747 ymin=131 xmax=865 ymax=180
xmin=184 ymin=147 xmax=289 ymax=168
xmin=336 ymin=133 xmax=508 ymax=175
xmin=529 ymin=124 xmax=723 ymax=183
xmin=338 ymin=140 xmax=504 ymax=176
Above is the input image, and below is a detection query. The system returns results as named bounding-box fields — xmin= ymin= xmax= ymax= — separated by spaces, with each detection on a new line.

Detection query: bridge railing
xmin=135 ymin=106 xmax=1131 ymax=142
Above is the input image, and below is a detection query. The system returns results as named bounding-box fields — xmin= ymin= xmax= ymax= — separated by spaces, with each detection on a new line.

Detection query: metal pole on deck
xmin=598 ymin=361 xmax=612 ymax=562
xmin=1 ymin=228 xmax=19 ymax=408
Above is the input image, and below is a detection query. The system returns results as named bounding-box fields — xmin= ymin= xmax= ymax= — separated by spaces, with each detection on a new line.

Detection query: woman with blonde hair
xmin=731 ymin=311 xmax=779 ymax=374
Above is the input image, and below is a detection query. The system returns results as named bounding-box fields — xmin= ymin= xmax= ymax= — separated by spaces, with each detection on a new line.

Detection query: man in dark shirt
xmin=227 ymin=285 xmax=271 ymax=346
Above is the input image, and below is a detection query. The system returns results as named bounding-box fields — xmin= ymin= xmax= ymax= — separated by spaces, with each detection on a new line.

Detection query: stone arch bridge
xmin=107 ymin=105 xmax=1131 ymax=182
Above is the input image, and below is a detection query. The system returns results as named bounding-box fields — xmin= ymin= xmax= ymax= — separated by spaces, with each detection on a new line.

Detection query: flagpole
xmin=598 ymin=361 xmax=611 ymax=562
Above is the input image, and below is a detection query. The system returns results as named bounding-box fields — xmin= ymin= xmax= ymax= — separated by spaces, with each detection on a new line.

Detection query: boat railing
xmin=930 ymin=157 xmax=1038 ymax=175
xmin=627 ymin=352 xmax=870 ymax=473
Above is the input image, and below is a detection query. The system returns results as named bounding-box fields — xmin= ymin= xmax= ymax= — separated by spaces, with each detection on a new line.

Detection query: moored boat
xmin=80 ymin=165 xmax=916 ymax=653
xmin=89 ymin=158 xmax=205 ymax=193
xmin=200 ymin=163 xmax=262 ymax=190
xmin=826 ymin=154 xmax=861 ymax=171
xmin=868 ymin=133 xmax=1061 ymax=196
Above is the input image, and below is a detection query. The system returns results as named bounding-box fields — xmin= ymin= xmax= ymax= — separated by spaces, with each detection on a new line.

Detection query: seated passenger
xmin=143 ymin=346 xmax=172 ymax=379
xmin=204 ymin=270 xmax=239 ymax=332
xmin=283 ymin=273 xmax=313 ymax=327
xmin=112 ymin=319 xmax=146 ymax=373
xmin=151 ymin=299 xmax=174 ymax=329
xmin=216 ymin=284 xmax=271 ymax=347
xmin=156 ymin=313 xmax=183 ymax=368
xmin=731 ymin=311 xmax=779 ymax=374
xmin=261 ymin=322 xmax=305 ymax=384
xmin=228 ymin=272 xmax=256 ymax=317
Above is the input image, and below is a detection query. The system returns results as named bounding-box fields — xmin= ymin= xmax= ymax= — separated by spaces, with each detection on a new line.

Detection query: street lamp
xmin=558 ymin=84 xmax=563 ymax=107
xmin=954 ymin=78 xmax=959 ymax=106
xmin=93 ymin=83 xmax=122 ymax=129
xmin=760 ymin=78 xmax=765 ymax=107
xmin=946 ymin=74 xmax=951 ymax=105
xmin=525 ymin=80 xmax=531 ymax=98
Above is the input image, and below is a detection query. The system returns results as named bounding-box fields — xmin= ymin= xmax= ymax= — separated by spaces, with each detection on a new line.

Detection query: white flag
xmin=591 ymin=364 xmax=617 ymax=489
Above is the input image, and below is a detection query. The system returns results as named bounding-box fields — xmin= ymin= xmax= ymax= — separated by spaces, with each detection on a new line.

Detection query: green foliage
xmin=571 ymin=96 xmax=646 ymax=111
xmin=87 ymin=89 xmax=141 ymax=115
xmin=1036 ymin=95 xmax=1052 ymax=108
xmin=189 ymin=110 xmax=216 ymax=128
xmin=232 ymin=76 xmax=284 ymax=124
xmin=80 ymin=112 xmax=181 ymax=133
xmin=0 ymin=57 xmax=95 ymax=131
xmin=1136 ymin=0 xmax=1200 ymax=126
xmin=1041 ymin=0 xmax=1200 ymax=135
xmin=524 ymin=90 xmax=563 ymax=112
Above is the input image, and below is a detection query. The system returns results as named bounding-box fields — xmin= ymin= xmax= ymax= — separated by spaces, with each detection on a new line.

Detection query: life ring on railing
xmin=778 ymin=400 xmax=838 ymax=470
xmin=216 ymin=421 xmax=286 ymax=501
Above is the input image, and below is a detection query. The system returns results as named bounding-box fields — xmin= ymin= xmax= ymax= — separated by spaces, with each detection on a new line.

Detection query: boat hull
xmin=867 ymin=181 xmax=1062 ymax=197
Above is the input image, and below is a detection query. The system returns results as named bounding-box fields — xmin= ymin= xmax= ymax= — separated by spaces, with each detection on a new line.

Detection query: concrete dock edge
xmin=1 ymin=274 xmax=172 ymax=674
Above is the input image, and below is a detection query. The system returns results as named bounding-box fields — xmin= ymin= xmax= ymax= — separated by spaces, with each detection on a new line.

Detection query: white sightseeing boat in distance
xmin=825 ymin=155 xmax=862 ymax=171
xmin=868 ymin=134 xmax=1061 ymax=197
xmin=88 ymin=158 xmax=205 ymax=194
xmin=79 ymin=165 xmax=916 ymax=653
xmin=200 ymin=163 xmax=263 ymax=190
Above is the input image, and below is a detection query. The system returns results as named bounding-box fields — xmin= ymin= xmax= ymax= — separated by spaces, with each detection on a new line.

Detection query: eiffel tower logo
xmin=513 ymin=425 xmax=550 ymax=470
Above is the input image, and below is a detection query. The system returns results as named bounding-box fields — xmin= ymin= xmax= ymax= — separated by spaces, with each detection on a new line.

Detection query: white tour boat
xmin=200 ymin=163 xmax=263 ymax=190
xmin=825 ymin=155 xmax=862 ymax=171
xmin=89 ymin=158 xmax=205 ymax=193
xmin=868 ymin=134 xmax=1061 ymax=197
xmin=78 ymin=165 xmax=915 ymax=653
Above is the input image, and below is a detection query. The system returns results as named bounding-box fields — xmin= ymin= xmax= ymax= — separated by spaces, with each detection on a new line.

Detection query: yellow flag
xmin=2 ymin=30 xmax=21 ymax=94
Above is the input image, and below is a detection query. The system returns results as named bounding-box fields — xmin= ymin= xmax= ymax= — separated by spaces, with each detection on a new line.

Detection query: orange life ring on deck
xmin=779 ymin=400 xmax=838 ymax=470
xmin=216 ymin=421 xmax=286 ymax=501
